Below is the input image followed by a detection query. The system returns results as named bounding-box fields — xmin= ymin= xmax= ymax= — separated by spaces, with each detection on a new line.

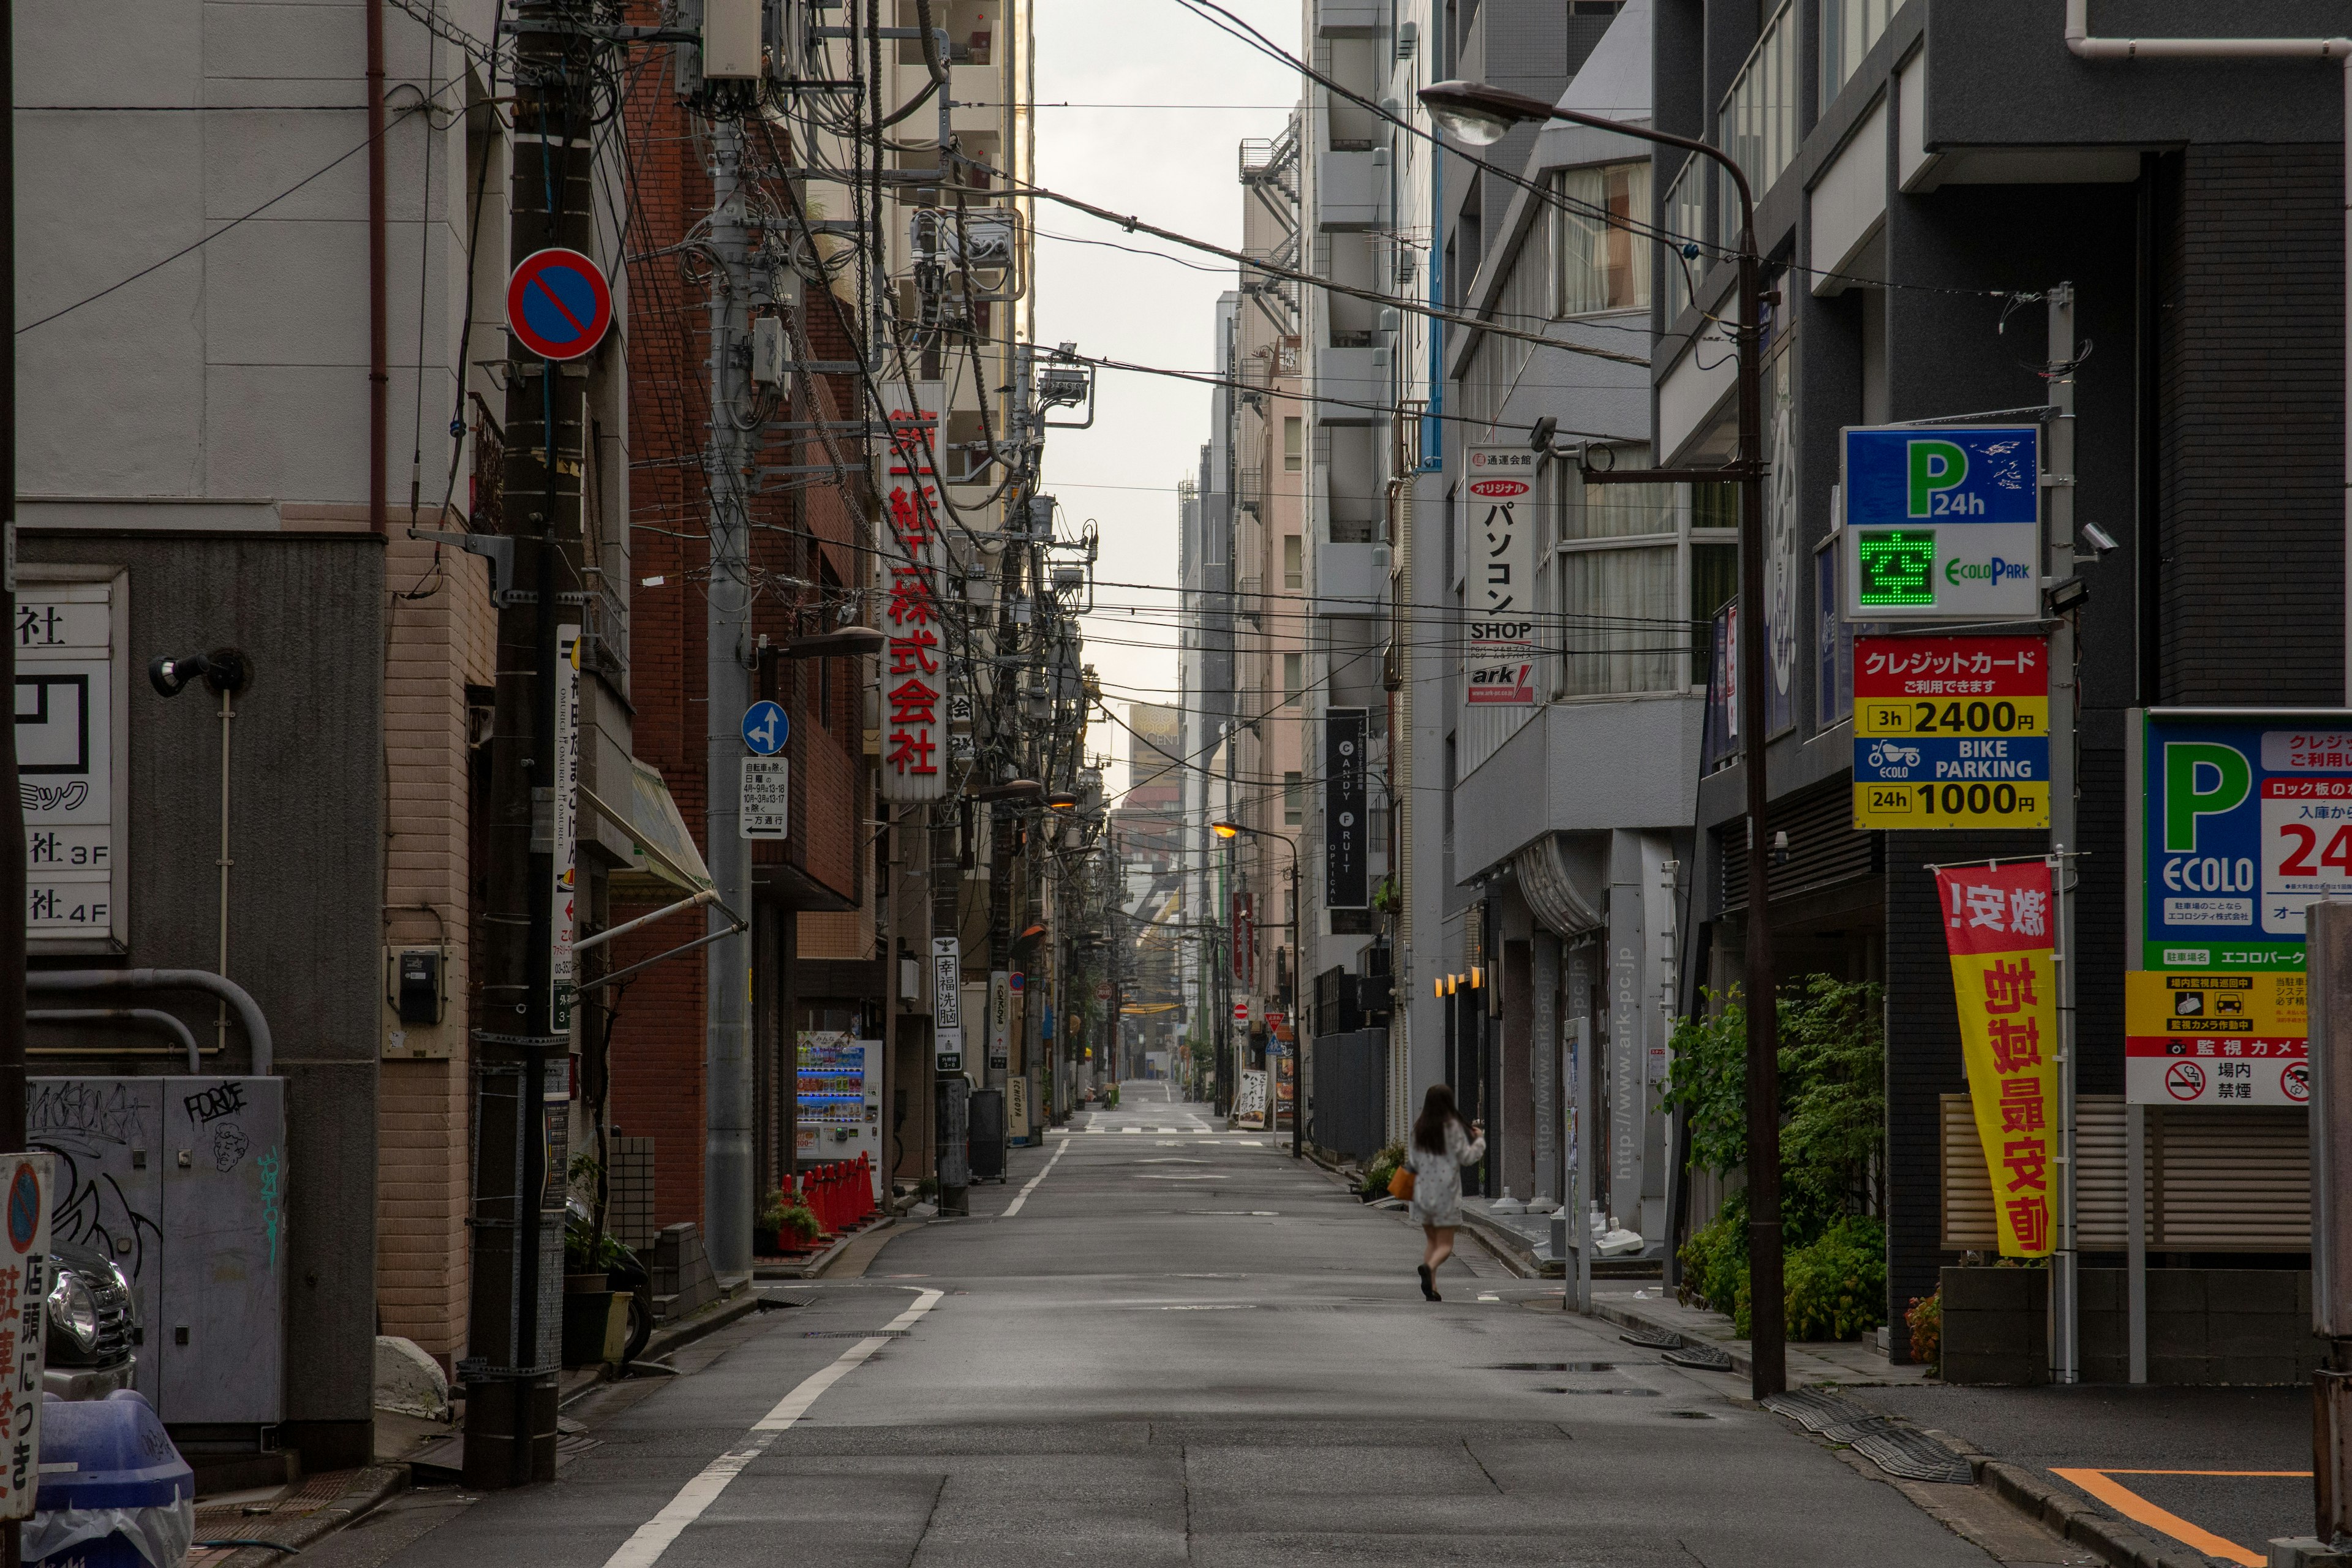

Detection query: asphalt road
xmin=317 ymin=1083 xmax=2040 ymax=1567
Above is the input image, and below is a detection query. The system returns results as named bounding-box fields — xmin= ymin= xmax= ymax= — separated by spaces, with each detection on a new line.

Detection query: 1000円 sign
xmin=1852 ymin=634 xmax=2049 ymax=829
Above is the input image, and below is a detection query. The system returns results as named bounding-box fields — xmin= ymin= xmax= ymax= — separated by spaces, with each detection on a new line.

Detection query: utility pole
xmin=1 ymin=0 xmax=22 ymax=1555
xmin=466 ymin=16 xmax=601 ymax=1488
xmin=703 ymin=119 xmax=756 ymax=1279
xmin=2046 ymin=283 xmax=2081 ymax=1385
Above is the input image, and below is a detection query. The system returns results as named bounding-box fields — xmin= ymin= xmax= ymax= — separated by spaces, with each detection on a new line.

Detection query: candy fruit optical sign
xmin=1851 ymin=633 xmax=2049 ymax=829
xmin=1841 ymin=424 xmax=2041 ymax=621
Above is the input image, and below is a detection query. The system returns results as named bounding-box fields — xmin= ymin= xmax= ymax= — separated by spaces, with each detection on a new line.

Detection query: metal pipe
xmin=216 ymin=683 xmax=235 ymax=1054
xmin=571 ymin=889 xmax=718 ymax=956
xmin=366 ymin=0 xmax=388 ymax=536
xmin=26 ymin=970 xmax=273 ymax=1075
xmin=28 ymin=1009 xmax=202 ymax=1073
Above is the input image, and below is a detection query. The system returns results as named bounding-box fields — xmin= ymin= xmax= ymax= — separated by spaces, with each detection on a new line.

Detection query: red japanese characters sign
xmin=879 ymin=394 xmax=949 ymax=803
xmin=1935 ymin=861 xmax=2060 ymax=1258
xmin=1853 ymin=633 xmax=2048 ymax=701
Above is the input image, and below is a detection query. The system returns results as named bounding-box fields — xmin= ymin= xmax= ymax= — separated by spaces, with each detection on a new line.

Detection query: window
xmin=1283 ymin=535 xmax=1303 ymax=590
xmin=1555 ymin=161 xmax=1651 ymax=315
xmin=1717 ymin=1 xmax=1798 ymax=251
xmin=1691 ymin=543 xmax=1738 ymax=684
xmin=1284 ymin=771 xmax=1304 ymax=825
xmin=1283 ymin=652 xmax=1303 ymax=705
xmin=1283 ymin=417 xmax=1303 ymax=472
xmin=1554 ymin=449 xmax=1695 ymax=698
xmin=1819 ymin=0 xmax=1891 ymax=110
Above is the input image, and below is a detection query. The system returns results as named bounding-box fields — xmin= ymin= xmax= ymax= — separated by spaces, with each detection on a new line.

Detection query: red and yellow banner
xmin=1935 ymin=861 xmax=2060 ymax=1257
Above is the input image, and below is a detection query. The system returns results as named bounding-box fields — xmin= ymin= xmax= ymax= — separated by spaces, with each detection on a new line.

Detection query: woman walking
xmin=1404 ymin=1084 xmax=1485 ymax=1301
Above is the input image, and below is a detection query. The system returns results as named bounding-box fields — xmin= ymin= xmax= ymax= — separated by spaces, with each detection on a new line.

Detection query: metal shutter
xmin=1941 ymin=1095 xmax=2308 ymax=1252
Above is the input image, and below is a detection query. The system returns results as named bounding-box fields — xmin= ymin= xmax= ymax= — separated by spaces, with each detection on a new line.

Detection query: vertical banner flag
xmin=880 ymin=385 xmax=948 ymax=802
xmin=1935 ymin=861 xmax=2060 ymax=1257
xmin=1463 ymin=447 xmax=1537 ymax=706
xmin=0 ymin=1155 xmax=50 ymax=1519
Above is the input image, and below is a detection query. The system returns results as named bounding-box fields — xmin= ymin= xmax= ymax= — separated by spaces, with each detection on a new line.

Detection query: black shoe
xmin=1417 ymin=1264 xmax=1439 ymax=1302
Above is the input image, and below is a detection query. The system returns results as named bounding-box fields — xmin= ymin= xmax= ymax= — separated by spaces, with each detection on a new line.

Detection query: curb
xmin=639 ymin=1284 xmax=766 ymax=1363
xmin=214 ymin=1464 xmax=408 ymax=1568
xmin=753 ymin=1220 xmax=886 ymax=1280
xmin=1976 ymin=1458 xmax=2211 ymax=1568
xmin=1585 ymin=1297 xmax=1753 ymax=1372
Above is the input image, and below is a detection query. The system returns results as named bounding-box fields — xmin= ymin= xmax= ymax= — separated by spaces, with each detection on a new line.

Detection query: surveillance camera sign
xmin=1463 ymin=447 xmax=1537 ymax=706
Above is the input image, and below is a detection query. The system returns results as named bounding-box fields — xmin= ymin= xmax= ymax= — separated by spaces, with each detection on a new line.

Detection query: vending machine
xmin=796 ymin=1031 xmax=884 ymax=1201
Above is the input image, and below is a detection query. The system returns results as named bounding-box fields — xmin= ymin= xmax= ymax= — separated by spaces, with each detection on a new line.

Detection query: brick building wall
xmin=377 ymin=527 xmax=496 ymax=1365
xmin=615 ymin=64 xmax=873 ymax=1234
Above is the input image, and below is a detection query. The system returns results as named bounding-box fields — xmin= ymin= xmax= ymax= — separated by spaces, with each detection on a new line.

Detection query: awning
xmin=586 ymin=758 xmax=712 ymax=900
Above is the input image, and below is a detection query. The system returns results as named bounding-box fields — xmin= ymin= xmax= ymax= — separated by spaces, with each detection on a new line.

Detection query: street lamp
xmin=1422 ymin=79 xmax=1785 ymax=1400
xmin=1209 ymin=820 xmax=1303 ymax=1159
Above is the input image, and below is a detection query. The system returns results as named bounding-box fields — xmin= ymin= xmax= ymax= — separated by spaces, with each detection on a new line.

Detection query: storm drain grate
xmin=1490 ymin=1362 xmax=1614 ymax=1372
xmin=1618 ymin=1325 xmax=1683 ymax=1350
xmin=1663 ymin=1410 xmax=1716 ymax=1420
xmin=1661 ymin=1344 xmax=1735 ymax=1372
xmin=1762 ymin=1390 xmax=1973 ymax=1485
xmin=1534 ymin=1387 xmax=1660 ymax=1396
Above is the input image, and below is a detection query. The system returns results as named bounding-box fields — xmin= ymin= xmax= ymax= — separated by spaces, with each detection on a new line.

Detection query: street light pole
xmin=1420 ymin=80 xmax=1781 ymax=1399
xmin=1213 ymin=821 xmax=1302 ymax=1156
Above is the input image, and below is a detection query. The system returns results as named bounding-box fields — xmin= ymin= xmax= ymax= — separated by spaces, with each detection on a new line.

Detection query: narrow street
xmin=309 ymin=1085 xmax=2035 ymax=1568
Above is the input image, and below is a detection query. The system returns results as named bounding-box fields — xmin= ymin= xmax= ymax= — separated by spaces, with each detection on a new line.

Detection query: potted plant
xmin=758 ymin=1193 xmax=823 ymax=1255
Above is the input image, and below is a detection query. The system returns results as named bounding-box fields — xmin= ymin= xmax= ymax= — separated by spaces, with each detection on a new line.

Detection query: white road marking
xmin=1156 ymin=1126 xmax=1182 ymax=1133
xmin=1121 ymin=1126 xmax=1143 ymax=1134
xmin=1001 ymin=1129 xmax=1074 ymax=1217
xmin=600 ymin=1287 xmax=943 ymax=1568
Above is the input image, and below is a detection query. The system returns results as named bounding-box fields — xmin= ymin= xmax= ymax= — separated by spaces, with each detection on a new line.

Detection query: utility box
xmin=28 ymin=1077 xmax=286 ymax=1428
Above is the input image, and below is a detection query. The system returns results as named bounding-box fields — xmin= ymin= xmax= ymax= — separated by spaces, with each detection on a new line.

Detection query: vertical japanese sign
xmin=2124 ymin=971 xmax=2306 ymax=1106
xmin=20 ymin=577 xmax=123 ymax=949
xmin=988 ymin=970 xmax=1011 ymax=1071
xmin=1851 ymin=633 xmax=2049 ymax=829
xmin=551 ymin=625 xmax=581 ymax=1031
xmin=933 ymin=937 xmax=962 ymax=1072
xmin=1463 ymin=447 xmax=1536 ymax=706
xmin=1324 ymin=707 xmax=1367 ymax=908
xmin=0 ymin=1155 xmax=51 ymax=1518
xmin=1936 ymin=862 xmax=2059 ymax=1257
xmin=880 ymin=388 xmax=949 ymax=802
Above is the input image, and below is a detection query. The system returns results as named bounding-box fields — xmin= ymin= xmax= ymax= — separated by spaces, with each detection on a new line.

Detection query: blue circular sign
xmin=742 ymin=701 xmax=789 ymax=756
xmin=7 ymin=1163 xmax=39 ymax=1254
xmin=506 ymin=247 xmax=614 ymax=363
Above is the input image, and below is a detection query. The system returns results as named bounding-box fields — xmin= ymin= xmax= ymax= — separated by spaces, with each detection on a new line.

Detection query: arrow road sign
xmin=741 ymin=700 xmax=789 ymax=756
xmin=507 ymin=247 xmax=614 ymax=362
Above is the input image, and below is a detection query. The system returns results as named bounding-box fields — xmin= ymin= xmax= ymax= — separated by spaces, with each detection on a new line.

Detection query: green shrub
xmin=1362 ymin=1141 xmax=1406 ymax=1199
xmin=1679 ymin=1191 xmax=1751 ymax=1330
xmin=1784 ymin=1215 xmax=1887 ymax=1341
xmin=758 ymin=1194 xmax=822 ymax=1242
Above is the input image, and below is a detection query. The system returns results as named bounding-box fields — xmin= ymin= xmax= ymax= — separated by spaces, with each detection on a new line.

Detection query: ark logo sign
xmin=2133 ymin=711 xmax=2352 ymax=966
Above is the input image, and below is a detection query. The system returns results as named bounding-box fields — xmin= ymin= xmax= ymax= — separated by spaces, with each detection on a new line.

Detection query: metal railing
xmin=1717 ymin=0 xmax=1797 ymax=253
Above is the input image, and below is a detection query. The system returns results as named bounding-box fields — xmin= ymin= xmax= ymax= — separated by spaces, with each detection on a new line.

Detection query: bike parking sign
xmin=1851 ymin=634 xmax=2049 ymax=829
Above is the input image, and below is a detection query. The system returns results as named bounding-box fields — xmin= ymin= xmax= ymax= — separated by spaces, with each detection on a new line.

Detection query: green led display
xmin=1855 ymin=528 xmax=1937 ymax=606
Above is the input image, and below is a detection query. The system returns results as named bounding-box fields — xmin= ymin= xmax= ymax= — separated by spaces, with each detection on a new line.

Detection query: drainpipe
xmin=25 ymin=971 xmax=273 ymax=1076
xmin=367 ymin=0 xmax=388 ymax=535
xmin=2061 ymin=0 xmax=2352 ymax=697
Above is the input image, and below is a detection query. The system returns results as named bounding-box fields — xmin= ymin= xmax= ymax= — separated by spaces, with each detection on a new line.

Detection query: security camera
xmin=2079 ymin=522 xmax=2119 ymax=557
xmin=1528 ymin=415 xmax=1557 ymax=454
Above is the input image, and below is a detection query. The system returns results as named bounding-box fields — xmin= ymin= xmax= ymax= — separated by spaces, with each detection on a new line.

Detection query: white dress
xmin=1406 ymin=1118 xmax=1487 ymax=1228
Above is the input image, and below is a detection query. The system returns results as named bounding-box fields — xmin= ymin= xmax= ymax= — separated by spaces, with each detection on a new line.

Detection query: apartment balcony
xmin=1316 ymin=540 xmax=1389 ymax=619
xmin=1313 ymin=345 xmax=1388 ymax=425
xmin=1237 ymin=465 xmax=1265 ymax=516
xmin=1316 ymin=148 xmax=1383 ymax=231
xmin=1316 ymin=0 xmax=1382 ymax=34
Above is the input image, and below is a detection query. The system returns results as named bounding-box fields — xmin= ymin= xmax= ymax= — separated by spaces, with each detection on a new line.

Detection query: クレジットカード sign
xmin=2128 ymin=709 xmax=2352 ymax=971
xmin=1462 ymin=448 xmax=1537 ymax=706
xmin=1936 ymin=861 xmax=2060 ymax=1257
xmin=1851 ymin=633 xmax=2049 ymax=829
xmin=1841 ymin=424 xmax=2041 ymax=622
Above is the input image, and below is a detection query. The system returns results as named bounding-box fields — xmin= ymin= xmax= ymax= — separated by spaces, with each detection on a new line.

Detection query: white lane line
xmin=1001 ymin=1129 xmax=1075 ymax=1218
xmin=600 ymin=1287 xmax=943 ymax=1568
xmin=1121 ymin=1126 xmax=1143 ymax=1134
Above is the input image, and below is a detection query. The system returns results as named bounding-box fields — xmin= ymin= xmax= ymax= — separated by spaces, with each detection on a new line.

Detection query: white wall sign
xmin=932 ymin=937 xmax=961 ymax=1028
xmin=551 ymin=625 xmax=581 ymax=1031
xmin=0 ymin=1154 xmax=51 ymax=1520
xmin=740 ymin=757 xmax=789 ymax=839
xmin=1463 ymin=447 xmax=1538 ymax=707
xmin=21 ymin=572 xmax=127 ymax=952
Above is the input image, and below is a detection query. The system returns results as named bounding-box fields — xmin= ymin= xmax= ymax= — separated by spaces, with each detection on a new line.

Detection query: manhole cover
xmin=1664 ymin=1411 xmax=1716 ymax=1420
xmin=1490 ymin=1362 xmax=1614 ymax=1372
xmin=1534 ymin=1387 xmax=1659 ymax=1396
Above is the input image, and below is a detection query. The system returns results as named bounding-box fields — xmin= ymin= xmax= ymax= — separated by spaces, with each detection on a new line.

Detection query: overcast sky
xmin=1030 ymin=0 xmax=1304 ymax=796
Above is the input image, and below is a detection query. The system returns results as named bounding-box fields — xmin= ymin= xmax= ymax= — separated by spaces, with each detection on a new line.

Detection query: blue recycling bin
xmin=26 ymin=1390 xmax=194 ymax=1568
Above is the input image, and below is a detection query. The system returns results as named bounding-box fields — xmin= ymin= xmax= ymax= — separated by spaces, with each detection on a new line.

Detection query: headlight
xmin=47 ymin=1272 xmax=97 ymax=1354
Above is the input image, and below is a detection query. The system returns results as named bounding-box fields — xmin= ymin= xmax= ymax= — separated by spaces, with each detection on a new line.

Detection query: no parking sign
xmin=507 ymin=247 xmax=614 ymax=362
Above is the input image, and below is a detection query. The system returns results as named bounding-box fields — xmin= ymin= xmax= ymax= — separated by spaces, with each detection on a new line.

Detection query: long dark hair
xmin=1412 ymin=1084 xmax=1464 ymax=1156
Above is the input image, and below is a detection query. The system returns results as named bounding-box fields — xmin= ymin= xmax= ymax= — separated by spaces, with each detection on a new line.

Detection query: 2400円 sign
xmin=1852 ymin=634 xmax=2049 ymax=829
